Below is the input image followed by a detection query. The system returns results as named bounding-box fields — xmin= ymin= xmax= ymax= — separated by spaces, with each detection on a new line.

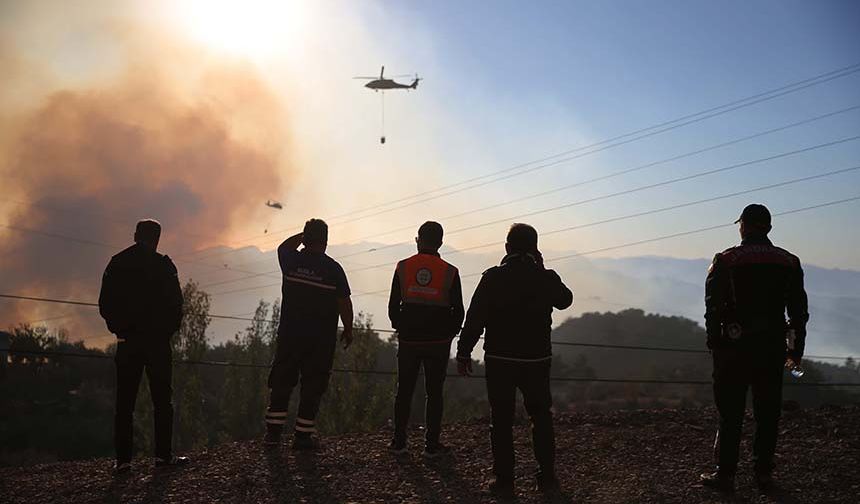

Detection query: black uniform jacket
xmin=705 ymin=235 xmax=809 ymax=358
xmin=278 ymin=248 xmax=351 ymax=339
xmin=457 ymin=253 xmax=573 ymax=361
xmin=99 ymin=243 xmax=183 ymax=341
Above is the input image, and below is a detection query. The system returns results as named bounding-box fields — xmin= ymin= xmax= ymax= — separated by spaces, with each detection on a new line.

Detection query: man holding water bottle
xmin=701 ymin=204 xmax=809 ymax=492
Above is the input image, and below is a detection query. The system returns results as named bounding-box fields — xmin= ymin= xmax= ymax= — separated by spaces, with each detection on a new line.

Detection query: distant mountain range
xmin=194 ymin=243 xmax=859 ymax=360
xmin=588 ymin=256 xmax=860 ymax=358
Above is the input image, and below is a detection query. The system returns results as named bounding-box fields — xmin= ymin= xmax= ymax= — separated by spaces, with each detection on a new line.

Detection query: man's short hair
xmin=418 ymin=221 xmax=444 ymax=248
xmin=506 ymin=223 xmax=538 ymax=253
xmin=303 ymin=218 xmax=328 ymax=246
xmin=134 ymin=219 xmax=161 ymax=244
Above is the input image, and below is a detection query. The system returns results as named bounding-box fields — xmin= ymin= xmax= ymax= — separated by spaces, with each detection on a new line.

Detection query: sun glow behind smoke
xmin=174 ymin=0 xmax=307 ymax=59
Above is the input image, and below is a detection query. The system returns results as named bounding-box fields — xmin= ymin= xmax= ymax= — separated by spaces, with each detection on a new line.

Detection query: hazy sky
xmin=185 ymin=0 xmax=860 ymax=269
xmin=1 ymin=0 xmax=859 ymax=343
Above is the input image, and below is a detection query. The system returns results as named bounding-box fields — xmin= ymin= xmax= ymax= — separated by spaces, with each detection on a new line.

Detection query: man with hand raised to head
xmin=264 ymin=218 xmax=354 ymax=450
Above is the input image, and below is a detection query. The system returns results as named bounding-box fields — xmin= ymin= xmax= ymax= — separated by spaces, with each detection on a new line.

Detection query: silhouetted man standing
xmin=265 ymin=219 xmax=354 ymax=449
xmin=0 ymin=330 xmax=9 ymax=380
xmin=701 ymin=204 xmax=809 ymax=492
xmin=388 ymin=221 xmax=464 ymax=456
xmin=457 ymin=223 xmax=573 ymax=498
xmin=99 ymin=219 xmax=186 ymax=473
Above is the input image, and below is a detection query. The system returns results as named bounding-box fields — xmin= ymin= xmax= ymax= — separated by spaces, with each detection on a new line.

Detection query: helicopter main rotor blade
xmin=353 ymin=77 xmax=377 ymax=79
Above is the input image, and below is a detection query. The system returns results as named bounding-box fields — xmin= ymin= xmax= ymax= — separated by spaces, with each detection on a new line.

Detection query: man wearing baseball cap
xmin=701 ymin=204 xmax=809 ymax=493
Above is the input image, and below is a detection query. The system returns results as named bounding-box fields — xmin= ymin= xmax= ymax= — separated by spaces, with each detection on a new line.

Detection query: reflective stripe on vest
xmin=397 ymin=254 xmax=456 ymax=307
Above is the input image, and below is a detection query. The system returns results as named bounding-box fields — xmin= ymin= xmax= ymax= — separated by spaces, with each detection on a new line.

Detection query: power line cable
xmin=339 ymin=195 xmax=860 ymax=301
xmin=0 ymin=292 xmax=397 ymax=333
xmin=184 ymin=62 xmax=860 ymax=261
xmin=3 ymin=300 xmax=851 ymax=361
xmin=7 ymin=349 xmax=859 ymax=385
xmin=0 ymin=197 xmax=228 ymax=252
xmin=315 ymin=83 xmax=860 ymax=233
xmin=332 ymin=104 xmax=860 ymax=251
xmin=205 ymin=136 xmax=860 ymax=292
xmin=441 ymin=135 xmax=860 ymax=237
xmin=339 ymin=165 xmax=860 ymax=274
xmin=221 ymin=103 xmax=860 ymax=274
xmin=0 ymin=224 xmax=282 ymax=285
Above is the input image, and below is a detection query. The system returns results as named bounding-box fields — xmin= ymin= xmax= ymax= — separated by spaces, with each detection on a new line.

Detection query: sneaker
xmin=535 ymin=471 xmax=561 ymax=493
xmin=291 ymin=435 xmax=321 ymax=451
xmin=388 ymin=439 xmax=408 ymax=455
xmin=488 ymin=477 xmax=515 ymax=499
xmin=155 ymin=456 xmax=189 ymax=469
xmin=700 ymin=471 xmax=734 ymax=492
xmin=423 ymin=443 xmax=451 ymax=458
xmin=114 ymin=461 xmax=132 ymax=475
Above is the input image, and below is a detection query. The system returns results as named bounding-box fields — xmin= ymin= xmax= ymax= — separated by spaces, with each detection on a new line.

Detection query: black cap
xmin=735 ymin=204 xmax=771 ymax=226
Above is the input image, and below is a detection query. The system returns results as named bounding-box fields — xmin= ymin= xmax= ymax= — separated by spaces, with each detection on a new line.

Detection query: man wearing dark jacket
xmin=457 ymin=223 xmax=573 ymax=497
xmin=388 ymin=221 xmax=464 ymax=456
xmin=701 ymin=204 xmax=809 ymax=492
xmin=98 ymin=219 xmax=186 ymax=473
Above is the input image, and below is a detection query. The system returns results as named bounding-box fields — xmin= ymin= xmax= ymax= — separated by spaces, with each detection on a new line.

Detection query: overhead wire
xmin=217 ymin=103 xmax=860 ymax=276
xmin=203 ymin=136 xmax=860 ymax=293
xmin=180 ymin=62 xmax=860 ymax=263
xmin=338 ymin=195 xmax=860 ymax=302
xmin=333 ymin=104 xmax=860 ymax=250
xmin=7 ymin=349 xmax=859 ymax=385
xmin=0 ymin=223 xmax=282 ymax=285
xmin=2 ymin=295 xmax=854 ymax=361
xmin=327 ymin=165 xmax=860 ymax=275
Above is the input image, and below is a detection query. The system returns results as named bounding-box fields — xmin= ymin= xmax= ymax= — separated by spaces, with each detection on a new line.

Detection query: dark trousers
xmin=267 ymin=333 xmax=336 ymax=434
xmin=393 ymin=340 xmax=451 ymax=446
xmin=485 ymin=358 xmax=555 ymax=480
xmin=712 ymin=345 xmax=785 ymax=475
xmin=114 ymin=338 xmax=173 ymax=463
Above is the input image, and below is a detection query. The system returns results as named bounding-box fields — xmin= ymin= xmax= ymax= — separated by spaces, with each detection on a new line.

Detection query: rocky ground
xmin=2 ymin=405 xmax=858 ymax=503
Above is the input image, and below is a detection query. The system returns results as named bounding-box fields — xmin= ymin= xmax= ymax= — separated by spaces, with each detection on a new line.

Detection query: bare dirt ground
xmin=2 ymin=405 xmax=858 ymax=503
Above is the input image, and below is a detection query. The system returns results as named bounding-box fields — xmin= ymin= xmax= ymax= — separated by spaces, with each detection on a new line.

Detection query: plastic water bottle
xmin=790 ymin=365 xmax=805 ymax=379
xmin=785 ymin=328 xmax=803 ymax=378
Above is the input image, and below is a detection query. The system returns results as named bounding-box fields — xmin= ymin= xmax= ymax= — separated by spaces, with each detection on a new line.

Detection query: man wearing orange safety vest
xmin=388 ymin=221 xmax=464 ymax=457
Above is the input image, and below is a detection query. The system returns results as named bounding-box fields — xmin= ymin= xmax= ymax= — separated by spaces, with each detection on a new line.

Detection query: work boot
xmin=155 ymin=455 xmax=189 ymax=469
xmin=488 ymin=477 xmax=516 ymax=499
xmin=292 ymin=434 xmax=321 ymax=451
xmin=755 ymin=471 xmax=776 ymax=492
xmin=700 ymin=471 xmax=735 ymax=492
xmin=535 ymin=470 xmax=561 ymax=494
xmin=388 ymin=438 xmax=408 ymax=455
xmin=264 ymin=425 xmax=283 ymax=447
xmin=423 ymin=442 xmax=451 ymax=458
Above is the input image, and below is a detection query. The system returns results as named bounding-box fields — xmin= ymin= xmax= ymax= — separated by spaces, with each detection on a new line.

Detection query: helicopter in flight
xmin=354 ymin=66 xmax=421 ymax=91
xmin=263 ymin=199 xmax=283 ymax=233
xmin=354 ymin=66 xmax=422 ymax=144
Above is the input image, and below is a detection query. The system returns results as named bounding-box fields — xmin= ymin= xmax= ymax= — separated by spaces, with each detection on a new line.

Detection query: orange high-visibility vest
xmin=397 ymin=254 xmax=457 ymax=307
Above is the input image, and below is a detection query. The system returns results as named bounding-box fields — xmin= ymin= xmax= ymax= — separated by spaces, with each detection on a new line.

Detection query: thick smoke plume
xmin=0 ymin=33 xmax=292 ymax=336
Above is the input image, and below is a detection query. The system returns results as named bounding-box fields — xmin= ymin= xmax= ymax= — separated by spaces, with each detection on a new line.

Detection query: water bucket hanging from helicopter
xmin=353 ymin=65 xmax=421 ymax=145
